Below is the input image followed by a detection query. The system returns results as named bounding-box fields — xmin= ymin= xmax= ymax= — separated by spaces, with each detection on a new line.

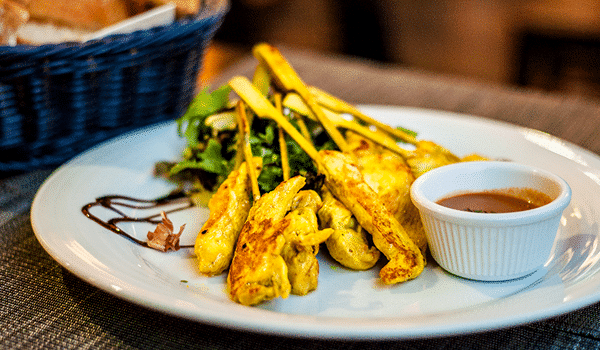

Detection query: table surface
xmin=4 ymin=46 xmax=600 ymax=349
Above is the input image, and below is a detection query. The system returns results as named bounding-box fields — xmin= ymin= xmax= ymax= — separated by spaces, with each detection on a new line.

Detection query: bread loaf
xmin=13 ymin=0 xmax=199 ymax=45
xmin=26 ymin=0 xmax=130 ymax=31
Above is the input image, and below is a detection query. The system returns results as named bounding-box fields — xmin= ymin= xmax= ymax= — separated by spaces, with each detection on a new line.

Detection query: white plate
xmin=31 ymin=106 xmax=600 ymax=340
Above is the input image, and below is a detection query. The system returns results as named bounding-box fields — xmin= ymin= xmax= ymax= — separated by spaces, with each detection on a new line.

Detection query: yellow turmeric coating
xmin=194 ymin=158 xmax=263 ymax=276
xmin=319 ymin=150 xmax=425 ymax=284
xmin=318 ymin=187 xmax=380 ymax=270
xmin=227 ymin=176 xmax=305 ymax=305
xmin=280 ymin=190 xmax=333 ymax=296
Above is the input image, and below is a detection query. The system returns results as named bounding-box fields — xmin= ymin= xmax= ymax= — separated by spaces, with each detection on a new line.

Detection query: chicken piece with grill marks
xmin=319 ymin=150 xmax=425 ymax=284
xmin=227 ymin=175 xmax=305 ymax=306
xmin=318 ymin=187 xmax=380 ymax=270
xmin=280 ymin=190 xmax=333 ymax=296
xmin=405 ymin=140 xmax=460 ymax=178
xmin=346 ymin=132 xmax=427 ymax=254
xmin=194 ymin=158 xmax=263 ymax=276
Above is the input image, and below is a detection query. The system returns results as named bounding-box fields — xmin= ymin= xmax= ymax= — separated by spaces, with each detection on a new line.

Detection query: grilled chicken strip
xmin=318 ymin=187 xmax=381 ymax=270
xmin=319 ymin=150 xmax=425 ymax=284
xmin=195 ymin=158 xmax=263 ymax=276
xmin=227 ymin=175 xmax=306 ymax=306
xmin=405 ymin=140 xmax=460 ymax=178
xmin=347 ymin=132 xmax=427 ymax=254
xmin=281 ymin=190 xmax=333 ymax=295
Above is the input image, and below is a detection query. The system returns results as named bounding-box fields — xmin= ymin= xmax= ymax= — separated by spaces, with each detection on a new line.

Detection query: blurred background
xmin=200 ymin=0 xmax=600 ymax=101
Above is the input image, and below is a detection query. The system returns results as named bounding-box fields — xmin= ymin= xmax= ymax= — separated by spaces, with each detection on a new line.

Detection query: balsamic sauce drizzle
xmin=82 ymin=190 xmax=195 ymax=249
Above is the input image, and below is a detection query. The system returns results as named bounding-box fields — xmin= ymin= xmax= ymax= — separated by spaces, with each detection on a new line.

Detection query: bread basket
xmin=0 ymin=0 xmax=228 ymax=172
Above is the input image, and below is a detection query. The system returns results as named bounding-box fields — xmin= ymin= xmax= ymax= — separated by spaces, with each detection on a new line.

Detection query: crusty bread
xmin=150 ymin=0 xmax=201 ymax=17
xmin=14 ymin=0 xmax=200 ymax=46
xmin=26 ymin=0 xmax=130 ymax=31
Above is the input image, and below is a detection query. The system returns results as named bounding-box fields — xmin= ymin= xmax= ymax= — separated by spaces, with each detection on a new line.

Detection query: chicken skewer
xmin=318 ymin=187 xmax=381 ymax=270
xmin=279 ymin=95 xmax=385 ymax=271
xmin=281 ymin=90 xmax=465 ymax=178
xmin=227 ymin=99 xmax=332 ymax=303
xmin=252 ymin=43 xmax=350 ymax=153
xmin=346 ymin=132 xmax=427 ymax=253
xmin=228 ymin=76 xmax=425 ymax=284
xmin=227 ymin=175 xmax=306 ymax=305
xmin=318 ymin=150 xmax=424 ymax=284
xmin=280 ymin=190 xmax=333 ymax=295
xmin=194 ymin=157 xmax=263 ymax=276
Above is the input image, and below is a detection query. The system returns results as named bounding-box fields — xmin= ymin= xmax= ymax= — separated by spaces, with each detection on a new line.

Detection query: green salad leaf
xmin=159 ymin=82 xmax=415 ymax=196
xmin=162 ymin=84 xmax=334 ymax=194
xmin=177 ymin=84 xmax=232 ymax=147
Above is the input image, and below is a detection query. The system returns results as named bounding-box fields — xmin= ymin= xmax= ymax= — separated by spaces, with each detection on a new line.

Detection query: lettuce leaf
xmin=177 ymin=84 xmax=232 ymax=147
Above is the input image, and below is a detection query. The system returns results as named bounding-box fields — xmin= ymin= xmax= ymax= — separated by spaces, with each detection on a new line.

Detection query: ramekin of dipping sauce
xmin=410 ymin=161 xmax=571 ymax=281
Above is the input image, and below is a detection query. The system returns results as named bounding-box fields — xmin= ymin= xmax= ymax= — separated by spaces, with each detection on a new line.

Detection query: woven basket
xmin=0 ymin=0 xmax=228 ymax=172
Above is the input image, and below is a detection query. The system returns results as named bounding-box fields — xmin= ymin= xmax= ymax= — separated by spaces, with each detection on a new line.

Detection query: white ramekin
xmin=410 ymin=161 xmax=571 ymax=281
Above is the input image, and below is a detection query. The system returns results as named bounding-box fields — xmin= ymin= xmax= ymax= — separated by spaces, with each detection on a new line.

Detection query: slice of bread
xmin=16 ymin=21 xmax=91 ymax=45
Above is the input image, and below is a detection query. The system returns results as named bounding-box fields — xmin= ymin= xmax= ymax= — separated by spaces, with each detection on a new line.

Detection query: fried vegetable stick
xmin=235 ymin=101 xmax=261 ymax=201
xmin=194 ymin=157 xmax=263 ymax=276
xmin=227 ymin=175 xmax=306 ymax=305
xmin=307 ymin=86 xmax=418 ymax=144
xmin=274 ymin=93 xmax=291 ymax=181
xmin=291 ymin=85 xmax=484 ymax=178
xmin=228 ymin=76 xmax=323 ymax=167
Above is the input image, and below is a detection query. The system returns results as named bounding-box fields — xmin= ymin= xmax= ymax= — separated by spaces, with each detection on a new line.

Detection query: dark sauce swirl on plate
xmin=82 ymin=190 xmax=194 ymax=249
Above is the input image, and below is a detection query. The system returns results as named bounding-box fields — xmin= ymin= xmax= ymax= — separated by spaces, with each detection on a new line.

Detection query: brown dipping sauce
xmin=436 ymin=188 xmax=553 ymax=213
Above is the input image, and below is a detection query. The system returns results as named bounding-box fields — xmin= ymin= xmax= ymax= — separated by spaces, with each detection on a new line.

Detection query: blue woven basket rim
xmin=0 ymin=0 xmax=229 ymax=65
xmin=0 ymin=1 xmax=229 ymax=172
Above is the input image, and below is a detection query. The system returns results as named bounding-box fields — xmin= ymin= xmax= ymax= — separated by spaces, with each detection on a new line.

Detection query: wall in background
xmin=212 ymin=0 xmax=600 ymax=99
